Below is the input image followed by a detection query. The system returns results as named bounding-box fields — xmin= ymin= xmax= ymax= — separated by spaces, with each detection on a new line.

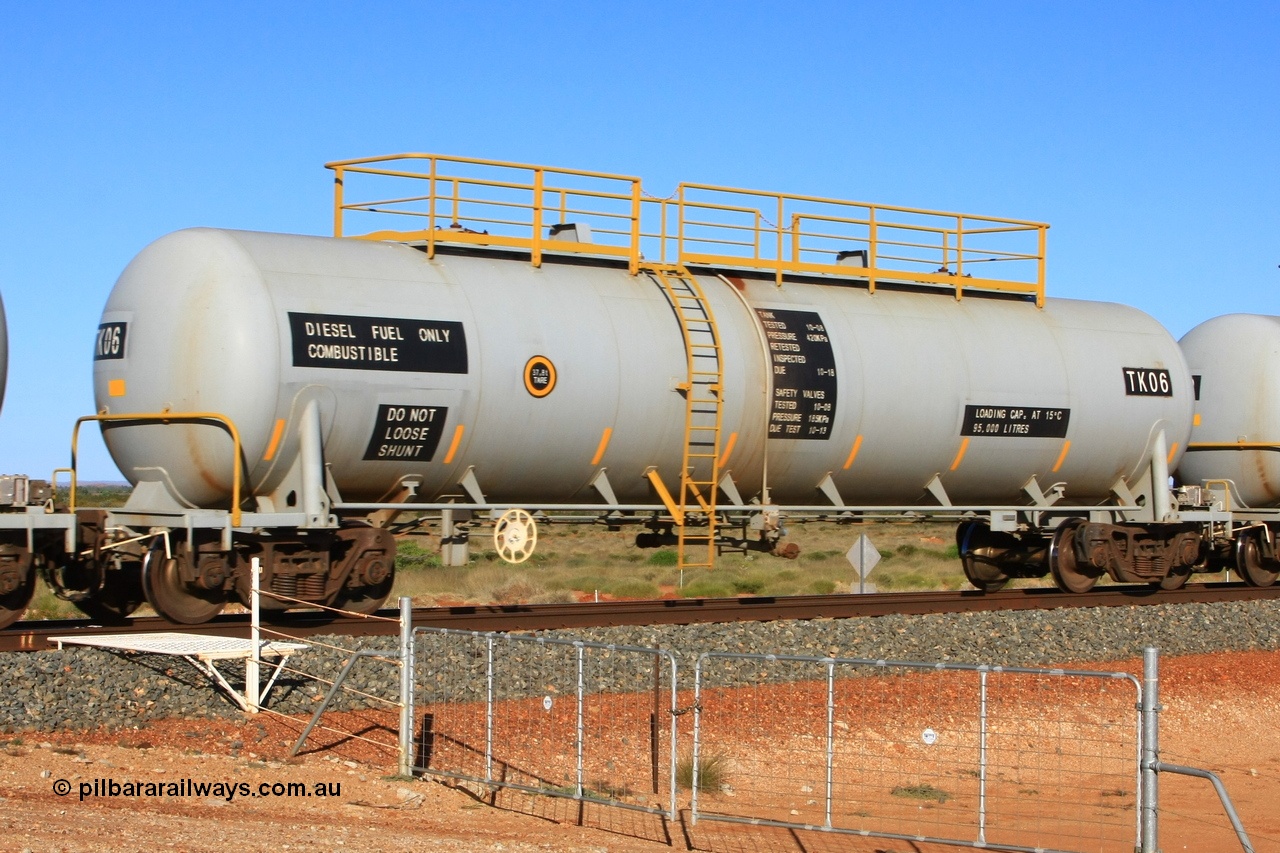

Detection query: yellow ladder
xmin=643 ymin=262 xmax=724 ymax=570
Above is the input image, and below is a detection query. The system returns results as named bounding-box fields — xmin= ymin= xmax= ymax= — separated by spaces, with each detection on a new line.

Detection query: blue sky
xmin=1 ymin=1 xmax=1276 ymax=481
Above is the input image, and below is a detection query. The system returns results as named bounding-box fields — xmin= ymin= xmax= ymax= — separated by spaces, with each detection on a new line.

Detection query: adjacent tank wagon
xmin=1174 ymin=314 xmax=1280 ymax=586
xmin=0 ymin=292 xmax=72 ymax=627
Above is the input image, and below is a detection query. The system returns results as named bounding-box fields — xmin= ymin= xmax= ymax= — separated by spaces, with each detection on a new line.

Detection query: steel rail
xmin=2 ymin=582 xmax=1276 ymax=654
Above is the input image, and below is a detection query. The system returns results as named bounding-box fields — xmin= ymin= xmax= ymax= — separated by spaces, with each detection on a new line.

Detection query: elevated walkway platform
xmin=326 ymin=152 xmax=1050 ymax=306
xmin=49 ymin=632 xmax=306 ymax=712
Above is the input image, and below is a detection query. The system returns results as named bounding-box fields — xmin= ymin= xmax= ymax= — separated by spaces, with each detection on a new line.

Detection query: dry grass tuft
xmin=676 ymin=750 xmax=731 ymax=792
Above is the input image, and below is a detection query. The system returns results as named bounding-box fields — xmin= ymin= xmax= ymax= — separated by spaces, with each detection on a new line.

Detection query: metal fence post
xmin=398 ymin=596 xmax=413 ymax=777
xmin=1141 ymin=646 xmax=1160 ymax=853
xmin=978 ymin=667 xmax=988 ymax=845
xmin=668 ymin=654 xmax=679 ymax=823
xmin=575 ymin=642 xmax=586 ymax=800
xmin=246 ymin=556 xmax=261 ymax=714
xmin=691 ymin=654 xmax=705 ymax=825
xmin=825 ymin=659 xmax=835 ymax=829
xmin=485 ymin=635 xmax=495 ymax=785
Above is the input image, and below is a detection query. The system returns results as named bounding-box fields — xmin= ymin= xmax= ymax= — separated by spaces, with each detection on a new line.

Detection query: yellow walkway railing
xmin=326 ymin=153 xmax=1049 ymax=305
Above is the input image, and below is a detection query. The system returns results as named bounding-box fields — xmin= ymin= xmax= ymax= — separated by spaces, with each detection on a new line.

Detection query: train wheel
xmin=337 ymin=572 xmax=395 ymax=615
xmin=333 ymin=522 xmax=397 ymax=615
xmin=1048 ymin=519 xmax=1099 ymax=593
xmin=956 ymin=521 xmax=1009 ymax=592
xmin=0 ymin=546 xmax=35 ymax=629
xmin=1159 ymin=566 xmax=1192 ymax=591
xmin=74 ymin=561 xmax=145 ymax=623
xmin=961 ymin=559 xmax=1008 ymax=593
xmin=1234 ymin=530 xmax=1279 ymax=587
xmin=141 ymin=544 xmax=225 ymax=624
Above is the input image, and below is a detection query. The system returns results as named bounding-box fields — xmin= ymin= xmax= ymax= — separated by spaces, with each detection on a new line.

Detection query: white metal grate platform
xmin=49 ymin=632 xmax=307 ymax=712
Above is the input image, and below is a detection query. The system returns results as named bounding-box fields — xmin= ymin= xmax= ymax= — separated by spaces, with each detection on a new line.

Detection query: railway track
xmin=2 ymin=581 xmax=1276 ymax=653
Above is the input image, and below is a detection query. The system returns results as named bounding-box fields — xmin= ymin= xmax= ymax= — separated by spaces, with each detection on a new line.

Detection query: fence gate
xmin=692 ymin=652 xmax=1141 ymax=853
xmin=413 ymin=628 xmax=679 ymax=822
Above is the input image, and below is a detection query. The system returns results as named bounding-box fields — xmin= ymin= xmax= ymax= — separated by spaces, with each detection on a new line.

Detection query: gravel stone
xmin=2 ymin=598 xmax=1279 ymax=731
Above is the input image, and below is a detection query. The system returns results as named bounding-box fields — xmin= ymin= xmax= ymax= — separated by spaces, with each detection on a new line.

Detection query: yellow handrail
xmin=72 ymin=412 xmax=246 ymax=527
xmin=326 ymin=153 xmax=1049 ymax=305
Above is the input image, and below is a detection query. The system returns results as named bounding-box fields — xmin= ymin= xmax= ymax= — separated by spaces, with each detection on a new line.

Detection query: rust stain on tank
xmin=1254 ymin=452 xmax=1280 ymax=503
xmin=1249 ymin=382 xmax=1280 ymax=502
xmin=178 ymin=268 xmax=233 ymax=502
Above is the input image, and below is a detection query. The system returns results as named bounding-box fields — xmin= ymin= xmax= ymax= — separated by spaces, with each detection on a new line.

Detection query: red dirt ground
xmin=0 ymin=649 xmax=1277 ymax=852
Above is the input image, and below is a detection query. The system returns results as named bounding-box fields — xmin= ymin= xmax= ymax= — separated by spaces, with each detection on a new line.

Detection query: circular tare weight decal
xmin=494 ymin=508 xmax=538 ymax=564
xmin=524 ymin=355 xmax=557 ymax=398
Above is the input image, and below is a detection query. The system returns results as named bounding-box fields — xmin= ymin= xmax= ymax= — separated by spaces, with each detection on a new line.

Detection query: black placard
xmin=961 ymin=405 xmax=1070 ymax=438
xmin=363 ymin=404 xmax=449 ymax=461
xmin=289 ymin=312 xmax=467 ymax=374
xmin=94 ymin=322 xmax=127 ymax=361
xmin=757 ymin=308 xmax=838 ymax=440
xmin=1122 ymin=367 xmax=1172 ymax=397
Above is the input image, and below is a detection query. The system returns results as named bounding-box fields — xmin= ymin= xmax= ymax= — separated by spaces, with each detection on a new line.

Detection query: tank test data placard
xmin=757 ymin=308 xmax=838 ymax=440
xmin=288 ymin=313 xmax=467 ymax=373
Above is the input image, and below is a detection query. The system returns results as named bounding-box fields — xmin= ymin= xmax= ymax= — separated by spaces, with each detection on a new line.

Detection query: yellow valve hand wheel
xmin=493 ymin=508 xmax=537 ymax=564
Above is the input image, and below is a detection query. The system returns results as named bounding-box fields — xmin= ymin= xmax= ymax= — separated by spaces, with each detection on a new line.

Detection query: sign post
xmin=846 ymin=534 xmax=880 ymax=594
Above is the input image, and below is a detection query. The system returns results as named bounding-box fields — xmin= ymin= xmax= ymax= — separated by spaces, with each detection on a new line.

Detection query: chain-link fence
xmin=691 ymin=652 xmax=1143 ymax=853
xmin=232 ymin=591 xmax=1250 ymax=853
xmin=412 ymin=628 xmax=679 ymax=821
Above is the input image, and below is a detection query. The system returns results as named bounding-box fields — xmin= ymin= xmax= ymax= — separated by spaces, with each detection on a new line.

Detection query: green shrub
xmin=680 ymin=579 xmax=735 ymax=598
xmin=606 ymin=580 xmax=661 ymax=599
xmin=730 ymin=575 xmax=767 ymax=594
xmin=395 ymin=539 xmax=442 ymax=570
xmin=568 ymin=574 xmax=610 ymax=592
xmin=646 ymin=549 xmax=679 ymax=566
